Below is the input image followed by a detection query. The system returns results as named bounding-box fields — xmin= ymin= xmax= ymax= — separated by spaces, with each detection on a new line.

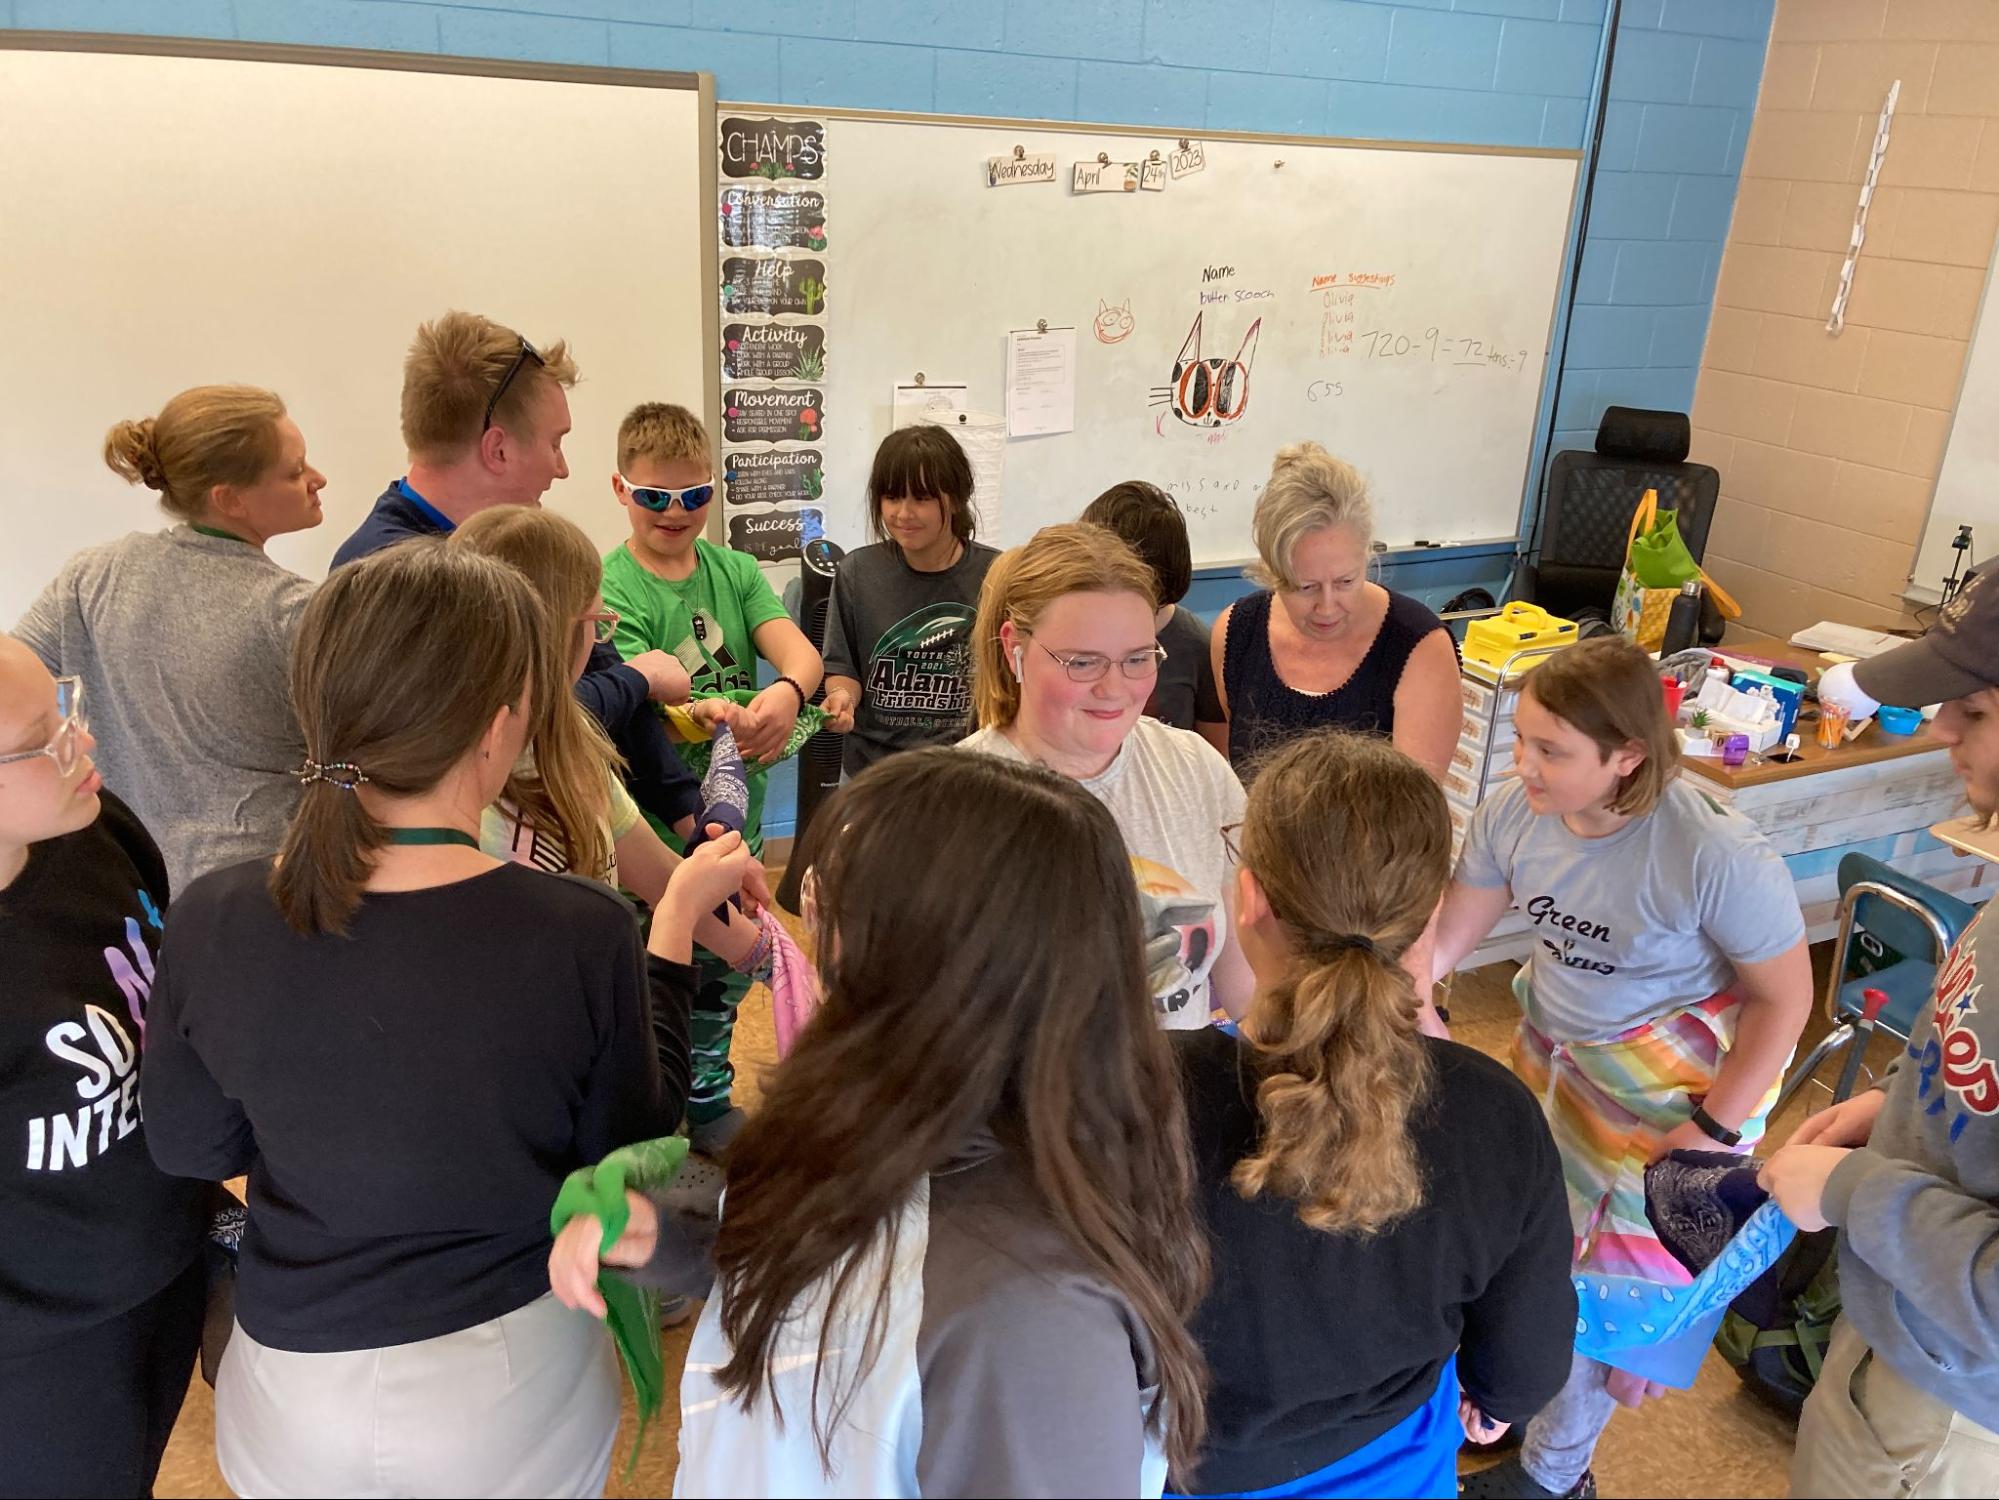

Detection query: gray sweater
xmin=1822 ymin=905 xmax=1999 ymax=1429
xmin=14 ymin=527 xmax=314 ymax=894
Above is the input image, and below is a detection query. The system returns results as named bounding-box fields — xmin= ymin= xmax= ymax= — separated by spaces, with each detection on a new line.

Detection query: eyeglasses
xmin=1220 ymin=821 xmax=1243 ymax=867
xmin=582 ymin=610 xmax=621 ymax=645
xmin=482 ymin=336 xmax=545 ymax=433
xmin=0 ymin=676 xmax=87 ymax=776
xmin=1028 ymin=636 xmax=1168 ymax=684
xmin=621 ymin=476 xmax=715 ymax=513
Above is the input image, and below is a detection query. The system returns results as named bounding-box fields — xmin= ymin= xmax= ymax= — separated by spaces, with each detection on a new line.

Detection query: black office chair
xmin=1513 ymin=405 xmax=1723 ymax=640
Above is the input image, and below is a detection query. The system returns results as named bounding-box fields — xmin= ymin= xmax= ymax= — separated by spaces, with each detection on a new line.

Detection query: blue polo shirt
xmin=329 ymin=480 xmax=454 ymax=568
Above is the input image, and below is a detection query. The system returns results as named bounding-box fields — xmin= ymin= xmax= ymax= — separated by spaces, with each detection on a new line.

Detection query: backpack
xmin=1713 ymin=1226 xmax=1841 ymax=1417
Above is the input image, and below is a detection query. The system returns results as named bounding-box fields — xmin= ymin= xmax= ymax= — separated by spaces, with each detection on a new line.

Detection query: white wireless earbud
xmin=1011 ymin=646 xmax=1026 ymax=681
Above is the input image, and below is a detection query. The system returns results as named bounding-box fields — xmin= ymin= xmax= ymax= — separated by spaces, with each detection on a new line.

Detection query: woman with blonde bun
xmin=13 ymin=386 xmax=324 ymax=889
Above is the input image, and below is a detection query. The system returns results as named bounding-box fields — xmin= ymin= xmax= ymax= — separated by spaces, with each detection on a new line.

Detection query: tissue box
xmin=1726 ymin=667 xmax=1805 ymax=740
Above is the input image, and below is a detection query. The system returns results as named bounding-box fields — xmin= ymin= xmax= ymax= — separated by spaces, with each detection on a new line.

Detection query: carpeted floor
xmin=153 ymin=940 xmax=1883 ymax=1498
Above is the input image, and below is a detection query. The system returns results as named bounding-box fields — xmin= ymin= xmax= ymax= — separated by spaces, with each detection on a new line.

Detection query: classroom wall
xmin=3 ymin=0 xmax=1775 ymax=834
xmin=1689 ymin=0 xmax=1999 ymax=641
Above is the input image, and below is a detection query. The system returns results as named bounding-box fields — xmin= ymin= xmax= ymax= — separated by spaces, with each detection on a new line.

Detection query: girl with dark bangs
xmin=820 ymin=426 xmax=999 ymax=776
xmin=551 ymin=748 xmax=1209 ymax=1496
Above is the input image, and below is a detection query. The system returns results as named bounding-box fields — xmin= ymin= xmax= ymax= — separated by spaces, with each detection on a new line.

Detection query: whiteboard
xmin=813 ymin=116 xmax=1577 ymax=563
xmin=1906 ymin=238 xmax=1999 ymax=604
xmin=0 ymin=40 xmax=716 ymax=621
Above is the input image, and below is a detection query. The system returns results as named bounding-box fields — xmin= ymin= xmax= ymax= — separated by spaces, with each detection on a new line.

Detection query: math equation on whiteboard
xmin=1356 ymin=328 xmax=1531 ymax=372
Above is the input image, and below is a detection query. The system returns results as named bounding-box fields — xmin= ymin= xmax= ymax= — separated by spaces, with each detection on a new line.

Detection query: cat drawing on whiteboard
xmin=1094 ymin=298 xmax=1135 ymax=344
xmin=1149 ymin=311 xmax=1261 ymax=428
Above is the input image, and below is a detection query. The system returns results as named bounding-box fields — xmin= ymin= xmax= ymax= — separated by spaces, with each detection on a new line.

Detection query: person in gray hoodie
xmin=1764 ymin=568 xmax=1999 ymax=1499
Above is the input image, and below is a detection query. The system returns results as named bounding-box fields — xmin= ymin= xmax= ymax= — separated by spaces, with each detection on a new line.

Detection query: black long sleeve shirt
xmin=143 ymin=859 xmax=686 ymax=1353
xmin=1174 ymin=1028 xmax=1577 ymax=1493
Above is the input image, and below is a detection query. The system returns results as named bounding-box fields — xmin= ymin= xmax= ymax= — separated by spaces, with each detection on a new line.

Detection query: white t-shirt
xmin=481 ymin=769 xmax=642 ymax=889
xmin=959 ymin=717 xmax=1247 ymax=1028
xmin=1456 ymin=777 xmax=1805 ymax=1042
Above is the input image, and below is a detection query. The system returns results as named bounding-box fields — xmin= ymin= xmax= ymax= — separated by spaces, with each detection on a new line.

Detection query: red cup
xmin=1661 ymin=675 xmax=1685 ymax=721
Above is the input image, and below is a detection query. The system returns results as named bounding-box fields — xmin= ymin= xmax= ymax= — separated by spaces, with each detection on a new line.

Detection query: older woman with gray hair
xmin=1210 ymin=442 xmax=1460 ymax=780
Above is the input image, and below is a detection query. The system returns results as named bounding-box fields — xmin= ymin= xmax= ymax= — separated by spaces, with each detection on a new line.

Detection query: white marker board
xmin=0 ymin=39 xmax=716 ymax=621
xmin=1906 ymin=239 xmax=1999 ymax=605
xmin=810 ymin=115 xmax=1578 ymax=564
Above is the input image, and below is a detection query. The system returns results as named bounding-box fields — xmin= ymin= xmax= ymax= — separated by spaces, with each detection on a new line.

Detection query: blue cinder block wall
xmin=3 ymin=0 xmax=1774 ymax=834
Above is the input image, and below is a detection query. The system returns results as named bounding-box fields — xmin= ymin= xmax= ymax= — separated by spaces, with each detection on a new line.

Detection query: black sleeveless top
xmin=1222 ymin=588 xmax=1447 ymax=776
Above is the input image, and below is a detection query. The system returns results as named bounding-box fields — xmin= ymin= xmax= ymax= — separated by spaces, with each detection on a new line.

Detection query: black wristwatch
xmin=1690 ymin=1104 xmax=1742 ymax=1148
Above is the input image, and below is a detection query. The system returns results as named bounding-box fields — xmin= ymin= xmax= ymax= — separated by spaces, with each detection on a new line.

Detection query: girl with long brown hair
xmin=550 ymin=748 xmax=1209 ymax=1496
xmin=140 ymin=541 xmax=753 ymax=1497
xmin=1175 ymin=731 xmax=1574 ymax=1499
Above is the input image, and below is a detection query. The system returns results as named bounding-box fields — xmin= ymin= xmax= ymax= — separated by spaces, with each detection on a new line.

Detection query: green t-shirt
xmin=601 ymin=539 xmax=789 ymax=849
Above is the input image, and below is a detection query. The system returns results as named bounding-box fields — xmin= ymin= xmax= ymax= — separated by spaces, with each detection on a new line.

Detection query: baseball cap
xmin=1853 ymin=568 xmax=1999 ymax=708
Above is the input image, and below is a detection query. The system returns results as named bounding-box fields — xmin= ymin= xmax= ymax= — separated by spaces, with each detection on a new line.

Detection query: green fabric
xmin=687 ymin=954 xmax=753 ymax=1125
xmin=380 ymin=827 xmax=479 ymax=848
xmin=549 ymin=1135 xmax=693 ymax=1467
xmin=673 ymin=698 xmax=829 ymax=786
xmin=1626 ymin=508 xmax=1701 ymax=590
xmin=602 ymin=539 xmax=792 ymax=847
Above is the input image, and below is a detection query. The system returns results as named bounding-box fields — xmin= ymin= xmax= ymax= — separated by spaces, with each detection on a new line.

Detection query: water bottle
xmin=1661 ymin=579 xmax=1703 ymax=658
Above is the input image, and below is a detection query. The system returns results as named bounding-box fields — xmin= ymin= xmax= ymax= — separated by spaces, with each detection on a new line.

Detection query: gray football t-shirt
xmin=1456 ymin=777 xmax=1805 ymax=1042
xmin=821 ymin=541 xmax=999 ymax=776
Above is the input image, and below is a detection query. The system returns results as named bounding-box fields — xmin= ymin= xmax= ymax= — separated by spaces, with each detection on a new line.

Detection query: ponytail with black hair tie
xmin=1311 ymin=933 xmax=1379 ymax=959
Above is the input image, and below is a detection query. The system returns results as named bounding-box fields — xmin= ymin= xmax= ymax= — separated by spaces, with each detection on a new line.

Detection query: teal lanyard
xmin=382 ymin=827 xmax=479 ymax=849
xmin=191 ymin=523 xmax=251 ymax=544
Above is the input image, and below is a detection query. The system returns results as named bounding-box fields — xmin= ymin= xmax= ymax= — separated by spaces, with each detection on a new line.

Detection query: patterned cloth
xmin=1511 ymin=972 xmax=1788 ymax=1389
xmin=1509 ymin=970 xmax=1782 ymax=1287
xmin=1644 ymin=1149 xmax=1770 ymax=1276
xmin=1571 ymin=1202 xmax=1797 ymax=1378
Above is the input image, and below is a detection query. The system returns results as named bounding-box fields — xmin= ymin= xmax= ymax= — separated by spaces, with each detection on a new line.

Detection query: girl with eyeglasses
xmin=0 ymin=636 xmax=207 ymax=1497
xmin=819 ymin=425 xmax=1000 ymax=773
xmin=960 ymin=522 xmax=1255 ymax=1026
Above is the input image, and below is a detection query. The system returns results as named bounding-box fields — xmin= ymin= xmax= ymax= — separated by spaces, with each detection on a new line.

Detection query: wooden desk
xmin=1680 ymin=630 xmax=1942 ymax=790
xmin=1675 ymin=629 xmax=1975 ymax=933
xmin=1683 ymin=718 xmax=1941 ymax=790
xmin=1931 ymin=813 xmax=1999 ymax=865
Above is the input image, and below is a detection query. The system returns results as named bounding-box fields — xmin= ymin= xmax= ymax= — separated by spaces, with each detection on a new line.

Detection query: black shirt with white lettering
xmin=0 ymin=792 xmax=205 ymax=1354
xmin=142 ymin=858 xmax=679 ymax=1353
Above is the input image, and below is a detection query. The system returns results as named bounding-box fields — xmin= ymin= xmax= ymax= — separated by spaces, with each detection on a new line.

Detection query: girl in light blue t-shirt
xmin=1431 ymin=637 xmax=1811 ymax=1500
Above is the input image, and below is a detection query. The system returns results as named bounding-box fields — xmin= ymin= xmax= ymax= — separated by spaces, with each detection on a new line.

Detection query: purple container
xmin=1722 ymin=733 xmax=1750 ymax=767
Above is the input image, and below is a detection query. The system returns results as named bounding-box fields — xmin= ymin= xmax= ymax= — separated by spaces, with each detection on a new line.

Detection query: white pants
xmin=216 ymin=1293 xmax=621 ymax=1499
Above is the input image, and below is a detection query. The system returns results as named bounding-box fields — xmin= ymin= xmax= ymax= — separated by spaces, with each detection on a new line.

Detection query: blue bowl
xmin=1877 ymin=705 xmax=1923 ymax=735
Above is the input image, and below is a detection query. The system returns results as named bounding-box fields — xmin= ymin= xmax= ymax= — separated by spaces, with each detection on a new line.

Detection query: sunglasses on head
xmin=621 ymin=476 xmax=715 ymax=513
xmin=482 ymin=336 xmax=545 ymax=433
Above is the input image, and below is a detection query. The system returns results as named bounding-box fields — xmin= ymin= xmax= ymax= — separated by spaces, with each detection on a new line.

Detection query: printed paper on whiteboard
xmin=891 ymin=381 xmax=968 ymax=429
xmin=1004 ymin=327 xmax=1076 ymax=437
xmin=920 ymin=409 xmax=1006 ymax=534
